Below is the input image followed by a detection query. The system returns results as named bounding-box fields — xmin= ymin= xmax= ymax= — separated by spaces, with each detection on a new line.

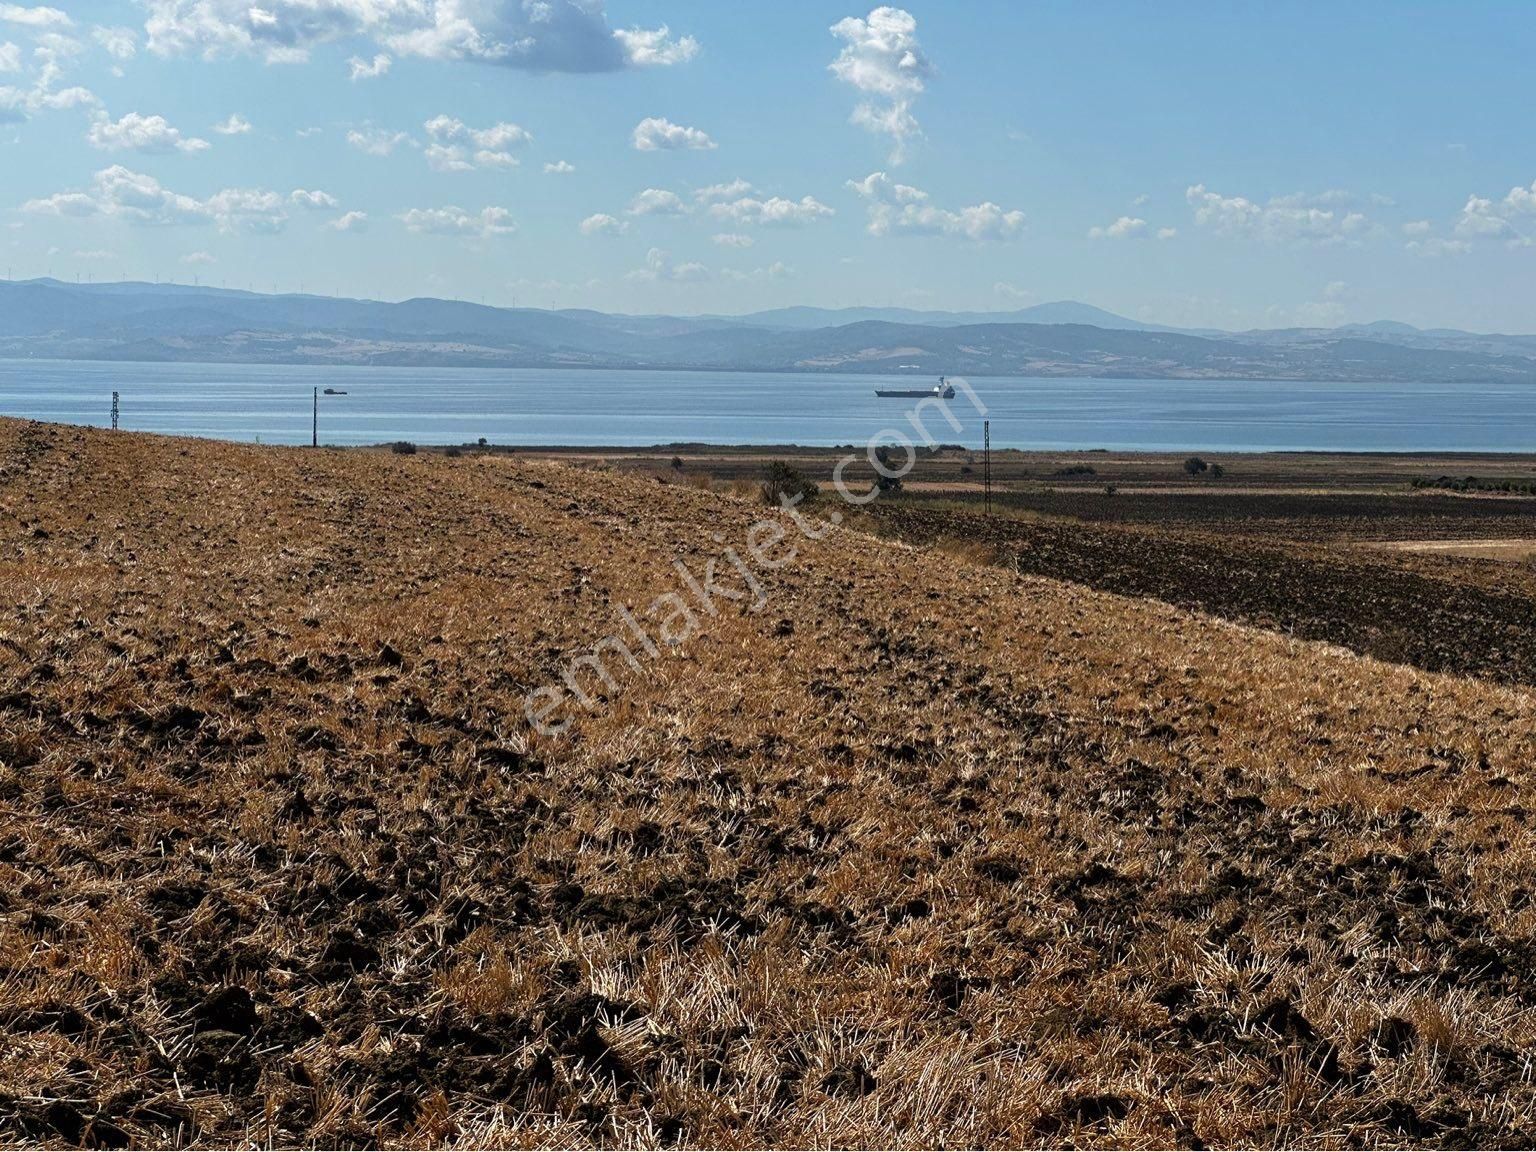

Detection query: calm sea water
xmin=2 ymin=359 xmax=1534 ymax=453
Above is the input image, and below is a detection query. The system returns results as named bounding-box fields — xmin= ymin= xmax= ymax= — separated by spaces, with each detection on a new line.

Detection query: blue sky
xmin=3 ymin=1 xmax=1535 ymax=330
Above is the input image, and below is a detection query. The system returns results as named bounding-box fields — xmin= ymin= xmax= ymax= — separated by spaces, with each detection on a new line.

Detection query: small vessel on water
xmin=323 ymin=388 xmax=348 ymax=395
xmin=876 ymin=376 xmax=955 ymax=399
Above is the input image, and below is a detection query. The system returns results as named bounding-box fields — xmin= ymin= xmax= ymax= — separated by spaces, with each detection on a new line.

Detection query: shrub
xmin=1210 ymin=463 xmax=1225 ymax=479
xmin=1183 ymin=456 xmax=1208 ymax=476
xmin=444 ymin=447 xmax=462 ymax=459
xmin=392 ymin=441 xmax=418 ymax=456
xmin=1104 ymin=484 xmax=1117 ymax=497
xmin=671 ymin=455 xmax=684 ymax=471
xmin=761 ymin=460 xmax=818 ymax=507
xmin=1054 ymin=464 xmax=1096 ymax=477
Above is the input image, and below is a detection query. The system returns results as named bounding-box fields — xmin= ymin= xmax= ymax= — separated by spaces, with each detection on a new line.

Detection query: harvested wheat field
xmin=5 ymin=417 xmax=1536 ymax=1149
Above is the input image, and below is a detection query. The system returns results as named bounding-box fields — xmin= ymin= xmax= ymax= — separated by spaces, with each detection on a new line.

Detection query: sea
xmin=2 ymin=359 xmax=1534 ymax=453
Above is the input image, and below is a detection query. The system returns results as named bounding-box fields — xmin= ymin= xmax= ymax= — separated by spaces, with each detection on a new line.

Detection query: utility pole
xmin=111 ymin=391 xmax=119 ymax=431
xmin=312 ymin=386 xmax=318 ymax=448
xmin=983 ymin=419 xmax=992 ymax=517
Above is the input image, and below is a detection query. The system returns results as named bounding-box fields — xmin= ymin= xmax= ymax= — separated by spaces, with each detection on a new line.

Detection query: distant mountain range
xmin=3 ymin=278 xmax=1536 ymax=383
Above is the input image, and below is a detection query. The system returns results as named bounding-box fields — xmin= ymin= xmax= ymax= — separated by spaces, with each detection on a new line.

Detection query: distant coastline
xmin=5 ymin=278 xmax=1536 ymax=384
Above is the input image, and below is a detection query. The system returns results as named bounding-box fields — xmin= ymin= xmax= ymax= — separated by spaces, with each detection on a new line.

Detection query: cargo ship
xmin=876 ymin=376 xmax=955 ymax=399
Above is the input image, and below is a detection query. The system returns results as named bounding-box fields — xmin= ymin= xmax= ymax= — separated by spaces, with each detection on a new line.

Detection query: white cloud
xmin=828 ymin=6 xmax=931 ymax=163
xmin=290 ymin=188 xmax=338 ymax=209
xmin=398 ymin=204 xmax=515 ymax=238
xmin=212 ymin=112 xmax=250 ymax=135
xmin=626 ymin=187 xmax=689 ymax=216
xmin=0 ymin=31 xmax=98 ymax=123
xmin=712 ymin=232 xmax=753 ymax=247
xmin=0 ymin=5 xmax=70 ymax=28
xmin=993 ymin=281 xmax=1032 ymax=302
xmin=613 ymin=25 xmax=699 ymax=67
xmin=1088 ymin=215 xmax=1147 ymax=240
xmin=328 ymin=210 xmax=367 ymax=231
xmin=1185 ymin=184 xmax=1370 ymax=244
xmin=632 ymin=115 xmax=714 ymax=151
xmin=628 ymin=246 xmax=707 ymax=282
xmin=694 ymin=178 xmax=753 ymax=203
xmin=1406 ymin=236 xmax=1471 ymax=258
xmin=543 ymin=159 xmax=574 ymax=174
xmin=1452 ymin=181 xmax=1536 ymax=248
xmin=423 ymin=114 xmax=530 ymax=170
xmin=867 ymin=199 xmax=1024 ymax=241
xmin=1156 ymin=226 xmax=1177 ymax=240
xmin=347 ymin=126 xmax=409 ymax=155
xmin=846 ymin=170 xmax=925 ymax=202
xmin=23 ymin=165 xmax=287 ymax=232
xmin=579 ymin=212 xmax=627 ymax=236
xmin=92 ymin=25 xmax=136 ymax=59
xmin=87 ymin=111 xmax=210 ymax=153
xmin=1402 ymin=219 xmax=1432 ymax=236
xmin=854 ymin=175 xmax=1022 ymax=241
xmin=720 ymin=261 xmax=793 ymax=283
xmin=181 ymin=249 xmax=215 ymax=265
xmin=145 ymin=1 xmax=697 ymax=73
xmin=708 ymin=195 xmax=835 ymax=227
xmin=348 ymin=51 xmax=389 ymax=80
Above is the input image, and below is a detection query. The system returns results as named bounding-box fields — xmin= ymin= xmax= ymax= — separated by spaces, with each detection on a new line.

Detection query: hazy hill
xmin=3 ymin=278 xmax=1535 ymax=381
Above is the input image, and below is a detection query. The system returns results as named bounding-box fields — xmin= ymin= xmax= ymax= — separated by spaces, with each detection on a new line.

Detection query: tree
xmin=1183 ymin=456 xmax=1208 ymax=476
xmin=761 ymin=460 xmax=819 ymax=506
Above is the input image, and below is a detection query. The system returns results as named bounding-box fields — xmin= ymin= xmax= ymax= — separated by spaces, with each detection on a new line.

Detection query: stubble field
xmin=3 ymin=419 xmax=1536 ymax=1148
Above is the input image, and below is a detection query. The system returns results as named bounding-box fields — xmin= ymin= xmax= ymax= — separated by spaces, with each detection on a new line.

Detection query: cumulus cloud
xmin=212 ymin=112 xmax=250 ymax=134
xmin=328 ymin=210 xmax=368 ymax=231
xmin=627 ymin=246 xmax=707 ymax=282
xmin=694 ymin=178 xmax=753 ymax=203
xmin=1156 ymin=226 xmax=1177 ymax=240
xmin=0 ymin=5 xmax=70 ymax=28
xmin=22 ymin=165 xmax=287 ymax=232
xmin=398 ymin=204 xmax=515 ymax=238
xmin=632 ymin=115 xmax=714 ymax=151
xmin=853 ymin=175 xmax=1022 ymax=241
xmin=1087 ymin=215 xmax=1147 ymax=240
xmin=1402 ymin=219 xmax=1432 ymax=236
xmin=423 ymin=113 xmax=530 ymax=170
xmin=579 ymin=212 xmax=627 ymax=236
xmin=712 ymin=232 xmax=753 ymax=247
xmin=0 ymin=29 xmax=98 ymax=123
xmin=613 ymin=25 xmax=698 ymax=66
xmin=181 ymin=249 xmax=215 ymax=265
xmin=626 ymin=187 xmax=689 ymax=216
xmin=348 ymin=51 xmax=390 ymax=79
xmin=1185 ymin=184 xmax=1370 ymax=244
xmin=543 ymin=159 xmax=574 ymax=174
xmin=847 ymin=170 xmax=925 ymax=202
xmin=708 ymin=195 xmax=834 ymax=227
xmin=346 ymin=126 xmax=409 ymax=155
xmin=87 ymin=110 xmax=210 ymax=153
xmin=143 ymin=0 xmax=698 ymax=73
xmin=290 ymin=188 xmax=338 ymax=209
xmin=92 ymin=25 xmax=136 ymax=59
xmin=828 ymin=6 xmax=931 ymax=163
xmin=1453 ymin=181 xmax=1536 ymax=248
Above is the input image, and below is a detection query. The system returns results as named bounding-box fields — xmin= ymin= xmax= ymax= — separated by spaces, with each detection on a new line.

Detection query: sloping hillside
xmin=2 ymin=420 xmax=1535 ymax=1147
